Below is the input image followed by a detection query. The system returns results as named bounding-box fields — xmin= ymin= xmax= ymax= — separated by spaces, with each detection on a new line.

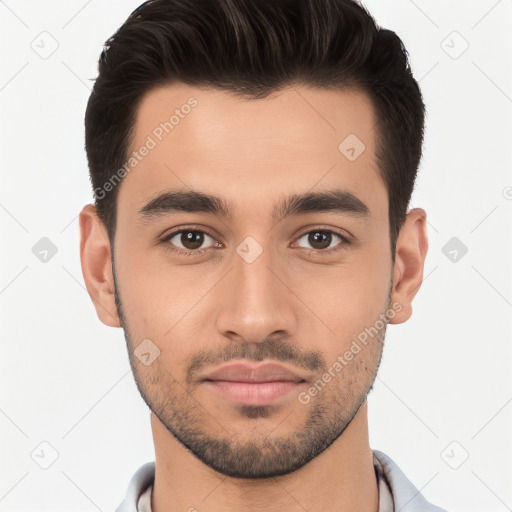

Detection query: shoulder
xmin=372 ymin=450 xmax=450 ymax=512
xmin=114 ymin=461 xmax=155 ymax=512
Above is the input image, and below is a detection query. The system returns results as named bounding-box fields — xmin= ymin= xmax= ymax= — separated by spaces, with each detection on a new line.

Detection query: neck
xmin=150 ymin=400 xmax=379 ymax=512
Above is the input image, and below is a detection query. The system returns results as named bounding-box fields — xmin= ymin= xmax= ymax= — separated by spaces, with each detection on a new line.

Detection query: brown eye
xmin=296 ymin=229 xmax=348 ymax=252
xmin=179 ymin=231 xmax=205 ymax=250
xmin=164 ymin=230 xmax=216 ymax=252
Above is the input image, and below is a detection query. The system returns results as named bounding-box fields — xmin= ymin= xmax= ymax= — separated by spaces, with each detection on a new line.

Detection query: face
xmin=84 ymin=83 xmax=421 ymax=479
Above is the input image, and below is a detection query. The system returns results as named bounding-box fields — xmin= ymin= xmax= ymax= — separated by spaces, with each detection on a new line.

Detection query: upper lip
xmin=203 ymin=362 xmax=307 ymax=383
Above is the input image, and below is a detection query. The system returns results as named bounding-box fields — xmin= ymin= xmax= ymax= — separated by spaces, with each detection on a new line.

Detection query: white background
xmin=1 ymin=1 xmax=511 ymax=511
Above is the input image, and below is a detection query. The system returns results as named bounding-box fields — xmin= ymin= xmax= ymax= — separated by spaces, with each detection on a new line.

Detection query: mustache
xmin=186 ymin=336 xmax=325 ymax=385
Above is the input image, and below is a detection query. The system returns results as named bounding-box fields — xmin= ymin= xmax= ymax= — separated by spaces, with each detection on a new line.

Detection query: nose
xmin=214 ymin=242 xmax=298 ymax=344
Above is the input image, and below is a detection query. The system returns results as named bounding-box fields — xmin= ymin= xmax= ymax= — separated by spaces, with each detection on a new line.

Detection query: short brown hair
xmin=84 ymin=0 xmax=425 ymax=256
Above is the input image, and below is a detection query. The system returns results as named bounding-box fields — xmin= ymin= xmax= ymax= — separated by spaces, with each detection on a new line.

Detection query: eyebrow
xmin=137 ymin=188 xmax=370 ymax=223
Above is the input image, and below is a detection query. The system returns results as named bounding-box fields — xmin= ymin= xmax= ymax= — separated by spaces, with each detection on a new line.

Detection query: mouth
xmin=202 ymin=361 xmax=308 ymax=406
xmin=203 ymin=380 xmax=306 ymax=406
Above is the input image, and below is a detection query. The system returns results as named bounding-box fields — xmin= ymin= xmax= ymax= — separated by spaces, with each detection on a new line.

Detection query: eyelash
xmin=159 ymin=226 xmax=351 ymax=257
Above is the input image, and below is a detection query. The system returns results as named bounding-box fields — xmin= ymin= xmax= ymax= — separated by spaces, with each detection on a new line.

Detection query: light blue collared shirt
xmin=115 ymin=449 xmax=449 ymax=512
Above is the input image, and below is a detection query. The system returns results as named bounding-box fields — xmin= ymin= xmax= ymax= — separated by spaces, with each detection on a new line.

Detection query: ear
xmin=388 ymin=208 xmax=429 ymax=325
xmin=79 ymin=204 xmax=121 ymax=328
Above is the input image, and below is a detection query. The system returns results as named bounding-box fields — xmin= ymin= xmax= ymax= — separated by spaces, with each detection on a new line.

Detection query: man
xmin=79 ymin=0 xmax=448 ymax=510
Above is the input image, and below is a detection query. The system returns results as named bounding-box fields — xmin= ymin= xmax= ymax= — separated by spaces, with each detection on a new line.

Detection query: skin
xmin=80 ymin=83 xmax=428 ymax=512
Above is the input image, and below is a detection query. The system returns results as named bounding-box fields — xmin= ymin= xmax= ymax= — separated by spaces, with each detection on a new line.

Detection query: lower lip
xmin=204 ymin=380 xmax=303 ymax=406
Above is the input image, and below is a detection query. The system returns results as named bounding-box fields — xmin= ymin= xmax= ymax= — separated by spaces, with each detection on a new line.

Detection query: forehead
xmin=119 ymin=83 xmax=386 ymax=221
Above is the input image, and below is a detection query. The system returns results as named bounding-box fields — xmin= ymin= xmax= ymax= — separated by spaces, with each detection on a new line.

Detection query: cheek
xmin=290 ymin=248 xmax=390 ymax=324
xmin=286 ymin=245 xmax=390 ymax=363
xmin=116 ymin=251 xmax=216 ymax=361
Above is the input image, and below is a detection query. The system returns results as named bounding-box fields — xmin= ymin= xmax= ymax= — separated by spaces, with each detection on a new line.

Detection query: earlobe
xmin=388 ymin=208 xmax=429 ymax=325
xmin=79 ymin=204 xmax=121 ymax=328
